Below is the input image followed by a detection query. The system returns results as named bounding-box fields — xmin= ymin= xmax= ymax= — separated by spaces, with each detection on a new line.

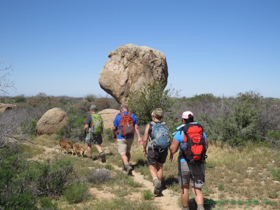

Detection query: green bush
xmin=29 ymin=158 xmax=74 ymax=198
xmin=63 ymin=182 xmax=89 ymax=204
xmin=56 ymin=116 xmax=85 ymax=141
xmin=200 ymin=92 xmax=272 ymax=147
xmin=104 ymin=128 xmax=114 ymax=142
xmin=39 ymin=197 xmax=58 ymax=210
xmin=127 ymin=81 xmax=178 ymax=125
xmin=0 ymin=146 xmax=37 ymax=209
xmin=14 ymin=94 xmax=27 ymax=103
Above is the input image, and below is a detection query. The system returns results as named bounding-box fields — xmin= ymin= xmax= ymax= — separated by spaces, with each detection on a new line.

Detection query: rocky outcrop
xmin=0 ymin=103 xmax=16 ymax=112
xmin=36 ymin=108 xmax=68 ymax=135
xmin=98 ymin=109 xmax=120 ymax=130
xmin=99 ymin=44 xmax=168 ymax=104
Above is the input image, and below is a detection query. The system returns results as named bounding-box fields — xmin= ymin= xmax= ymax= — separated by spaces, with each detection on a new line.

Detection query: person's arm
xmin=112 ymin=126 xmax=117 ymax=138
xmin=135 ymin=124 xmax=142 ymax=145
xmin=170 ymin=138 xmax=180 ymax=154
xmin=142 ymin=124 xmax=150 ymax=157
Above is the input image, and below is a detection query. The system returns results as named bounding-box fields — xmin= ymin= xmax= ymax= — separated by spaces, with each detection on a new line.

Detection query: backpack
xmin=179 ymin=123 xmax=207 ymax=165
xmin=119 ymin=112 xmax=134 ymax=138
xmin=148 ymin=122 xmax=170 ymax=150
xmin=90 ymin=114 xmax=103 ymax=135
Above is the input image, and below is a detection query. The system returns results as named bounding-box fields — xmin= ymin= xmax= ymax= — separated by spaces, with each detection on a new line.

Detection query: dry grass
xmin=24 ymin=133 xmax=280 ymax=209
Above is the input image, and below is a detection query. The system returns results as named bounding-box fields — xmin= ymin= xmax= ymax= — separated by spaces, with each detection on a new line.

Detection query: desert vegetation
xmin=1 ymin=87 xmax=280 ymax=209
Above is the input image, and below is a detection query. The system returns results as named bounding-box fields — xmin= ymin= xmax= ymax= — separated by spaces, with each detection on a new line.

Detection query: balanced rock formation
xmin=99 ymin=44 xmax=168 ymax=104
xmin=36 ymin=107 xmax=68 ymax=135
xmin=98 ymin=109 xmax=120 ymax=130
xmin=0 ymin=103 xmax=16 ymax=112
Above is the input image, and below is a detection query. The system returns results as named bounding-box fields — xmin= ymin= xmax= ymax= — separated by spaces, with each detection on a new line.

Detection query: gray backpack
xmin=148 ymin=122 xmax=170 ymax=150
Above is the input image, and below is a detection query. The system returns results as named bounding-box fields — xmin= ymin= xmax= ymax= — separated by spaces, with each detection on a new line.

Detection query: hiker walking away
xmin=112 ymin=104 xmax=142 ymax=175
xmin=84 ymin=104 xmax=106 ymax=163
xmin=142 ymin=108 xmax=174 ymax=195
xmin=170 ymin=111 xmax=208 ymax=210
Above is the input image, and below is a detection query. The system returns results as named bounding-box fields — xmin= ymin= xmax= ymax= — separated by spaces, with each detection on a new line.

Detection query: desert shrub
xmin=27 ymin=92 xmax=59 ymax=108
xmin=63 ymin=181 xmax=89 ymax=204
xmin=13 ymin=94 xmax=27 ymax=103
xmin=198 ymin=91 xmax=280 ymax=147
xmin=29 ymin=158 xmax=74 ymax=198
xmin=56 ymin=116 xmax=85 ymax=141
xmin=84 ymin=94 xmax=97 ymax=102
xmin=87 ymin=168 xmax=114 ymax=184
xmin=104 ymin=128 xmax=114 ymax=142
xmin=0 ymin=145 xmax=37 ymax=209
xmin=127 ymin=81 xmax=178 ymax=125
xmin=94 ymin=97 xmax=111 ymax=110
xmin=39 ymin=197 xmax=58 ymax=210
xmin=73 ymin=100 xmax=91 ymax=114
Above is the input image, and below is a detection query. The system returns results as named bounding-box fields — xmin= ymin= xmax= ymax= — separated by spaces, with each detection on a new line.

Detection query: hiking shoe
xmin=181 ymin=207 xmax=190 ymax=210
xmin=153 ymin=178 xmax=161 ymax=195
xmin=125 ymin=164 xmax=133 ymax=175
xmin=88 ymin=156 xmax=93 ymax=160
xmin=99 ymin=152 xmax=106 ymax=163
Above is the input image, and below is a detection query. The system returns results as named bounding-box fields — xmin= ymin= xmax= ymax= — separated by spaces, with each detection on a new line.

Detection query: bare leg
xmin=181 ymin=185 xmax=190 ymax=208
xmin=192 ymin=187 xmax=204 ymax=206
xmin=87 ymin=144 xmax=92 ymax=156
xmin=121 ymin=154 xmax=129 ymax=165
xmin=156 ymin=164 xmax=163 ymax=181
xmin=95 ymin=144 xmax=102 ymax=153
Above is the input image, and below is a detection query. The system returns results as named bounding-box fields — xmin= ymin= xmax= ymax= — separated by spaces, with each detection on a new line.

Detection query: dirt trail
xmin=30 ymin=144 xmax=181 ymax=209
xmin=101 ymin=161 xmax=181 ymax=210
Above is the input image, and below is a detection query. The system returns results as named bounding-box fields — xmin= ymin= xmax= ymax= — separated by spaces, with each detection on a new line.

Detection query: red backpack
xmin=180 ymin=123 xmax=207 ymax=164
xmin=119 ymin=112 xmax=134 ymax=138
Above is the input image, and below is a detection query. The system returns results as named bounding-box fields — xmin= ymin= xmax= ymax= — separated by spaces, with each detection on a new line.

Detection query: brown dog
xmin=59 ymin=139 xmax=73 ymax=154
xmin=73 ymin=144 xmax=85 ymax=157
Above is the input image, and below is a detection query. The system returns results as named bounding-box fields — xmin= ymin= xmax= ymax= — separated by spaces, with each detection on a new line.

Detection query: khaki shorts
xmin=117 ymin=138 xmax=134 ymax=155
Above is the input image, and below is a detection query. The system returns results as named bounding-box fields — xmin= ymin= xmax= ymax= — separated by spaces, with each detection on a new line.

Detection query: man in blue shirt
xmin=170 ymin=111 xmax=208 ymax=210
xmin=112 ymin=104 xmax=142 ymax=175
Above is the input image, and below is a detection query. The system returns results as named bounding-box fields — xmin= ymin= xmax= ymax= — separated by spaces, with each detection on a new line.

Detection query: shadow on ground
xmin=188 ymin=198 xmax=215 ymax=210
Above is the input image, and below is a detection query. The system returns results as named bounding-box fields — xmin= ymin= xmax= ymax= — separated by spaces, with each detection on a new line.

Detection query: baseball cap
xmin=89 ymin=104 xmax=96 ymax=110
xmin=182 ymin=111 xmax=193 ymax=119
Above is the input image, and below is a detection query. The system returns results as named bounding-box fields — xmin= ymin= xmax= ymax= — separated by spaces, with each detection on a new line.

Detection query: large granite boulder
xmin=99 ymin=44 xmax=168 ymax=104
xmin=36 ymin=107 xmax=68 ymax=135
xmin=98 ymin=109 xmax=120 ymax=130
xmin=0 ymin=103 xmax=16 ymax=112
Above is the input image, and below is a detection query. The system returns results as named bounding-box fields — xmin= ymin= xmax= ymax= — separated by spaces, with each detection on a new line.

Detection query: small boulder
xmin=98 ymin=109 xmax=120 ymax=130
xmin=36 ymin=107 xmax=68 ymax=135
xmin=0 ymin=103 xmax=16 ymax=112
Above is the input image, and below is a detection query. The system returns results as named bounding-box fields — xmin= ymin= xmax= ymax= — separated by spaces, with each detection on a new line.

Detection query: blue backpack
xmin=149 ymin=122 xmax=170 ymax=150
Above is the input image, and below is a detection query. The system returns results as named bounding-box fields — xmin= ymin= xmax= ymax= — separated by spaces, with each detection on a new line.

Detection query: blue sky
xmin=1 ymin=0 xmax=280 ymax=98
